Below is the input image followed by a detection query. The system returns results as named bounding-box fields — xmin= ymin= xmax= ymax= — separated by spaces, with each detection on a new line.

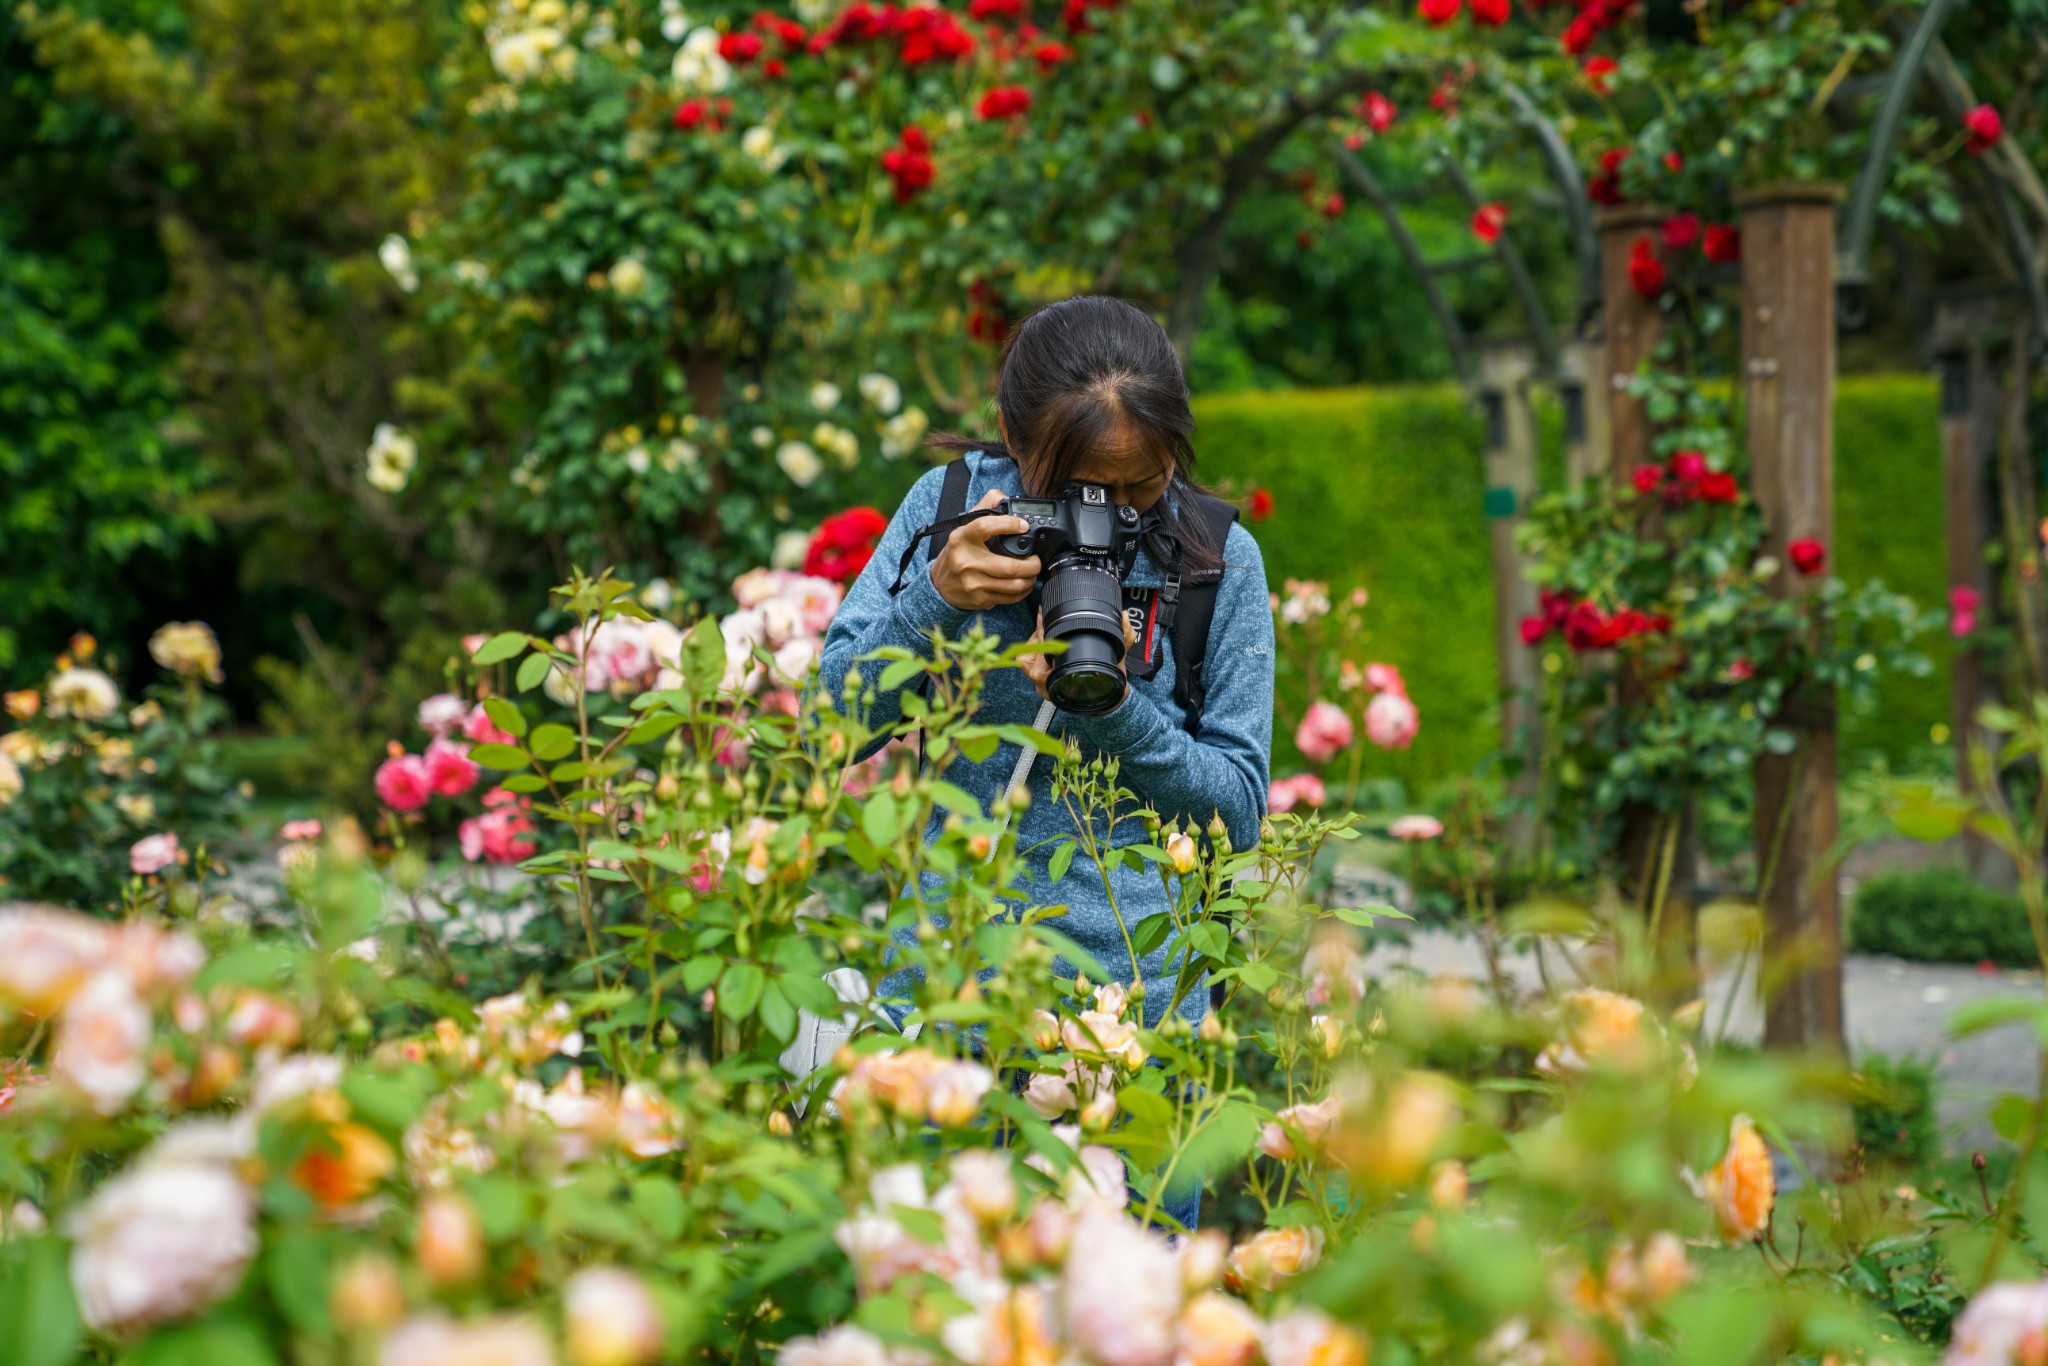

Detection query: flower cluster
xmin=787 ymin=1147 xmax=1367 ymax=1366
xmin=1629 ymin=449 xmax=1739 ymax=505
xmin=1560 ymin=0 xmax=1640 ymax=56
xmin=1520 ymin=589 xmax=1671 ymax=652
xmin=723 ymin=566 xmax=846 ymax=694
xmin=805 ymin=507 xmax=889 ymax=583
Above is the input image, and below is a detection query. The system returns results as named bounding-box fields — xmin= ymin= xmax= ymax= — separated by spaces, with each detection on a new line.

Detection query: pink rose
xmin=1363 ymin=661 xmax=1405 ymax=696
xmin=457 ymin=804 xmax=537 ymax=865
xmin=1952 ymin=584 xmax=1982 ymax=639
xmin=374 ymin=754 xmax=433 ymax=812
xmin=461 ymin=704 xmax=516 ymax=747
xmin=1365 ymin=692 xmax=1420 ymax=750
xmin=129 ymin=833 xmax=182 ymax=877
xmin=1389 ymin=814 xmax=1443 ymax=841
xmin=1267 ymin=775 xmax=1328 ymax=813
xmin=415 ymin=694 xmax=469 ymax=737
xmin=423 ymin=739 xmax=479 ymax=798
xmin=1293 ymin=701 xmax=1354 ymax=765
xmin=280 ymin=819 xmax=323 ymax=842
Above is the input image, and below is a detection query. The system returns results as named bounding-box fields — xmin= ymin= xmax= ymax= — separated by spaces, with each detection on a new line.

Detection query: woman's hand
xmin=1018 ymin=610 xmax=1138 ymax=707
xmin=931 ymin=489 xmax=1041 ymax=611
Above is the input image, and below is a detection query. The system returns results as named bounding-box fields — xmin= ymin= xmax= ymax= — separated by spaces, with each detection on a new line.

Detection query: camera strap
xmin=885 ymin=508 xmax=1005 ymax=596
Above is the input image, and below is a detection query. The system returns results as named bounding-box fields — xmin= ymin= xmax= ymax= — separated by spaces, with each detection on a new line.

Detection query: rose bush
xmin=0 ymin=624 xmax=248 ymax=912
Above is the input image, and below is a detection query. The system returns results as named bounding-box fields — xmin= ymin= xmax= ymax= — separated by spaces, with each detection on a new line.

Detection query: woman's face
xmin=1003 ymin=413 xmax=1174 ymax=512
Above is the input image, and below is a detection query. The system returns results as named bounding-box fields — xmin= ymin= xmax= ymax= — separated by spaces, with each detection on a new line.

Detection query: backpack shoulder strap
xmin=926 ymin=455 xmax=977 ymax=564
xmin=1169 ymin=495 xmax=1241 ymax=735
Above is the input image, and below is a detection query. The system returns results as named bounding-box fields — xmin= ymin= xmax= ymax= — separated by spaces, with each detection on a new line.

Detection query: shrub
xmin=1852 ymin=1051 xmax=1940 ymax=1170
xmin=1847 ymin=865 xmax=2034 ymax=968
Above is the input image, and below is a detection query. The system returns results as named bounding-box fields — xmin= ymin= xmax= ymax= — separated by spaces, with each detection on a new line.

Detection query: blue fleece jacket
xmin=811 ymin=450 xmax=1275 ymax=1030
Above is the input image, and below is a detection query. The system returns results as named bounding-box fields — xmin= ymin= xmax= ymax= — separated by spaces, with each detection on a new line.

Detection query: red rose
xmin=1430 ymin=73 xmax=1460 ymax=114
xmin=1693 ymin=471 xmax=1739 ymax=504
xmin=1669 ymin=450 xmax=1705 ymax=482
xmin=764 ymin=57 xmax=786 ymax=76
xmin=881 ymin=127 xmax=935 ymax=201
xmin=1471 ymin=202 xmax=1508 ymax=244
xmin=1965 ymin=104 xmax=2003 ymax=156
xmin=1726 ymin=658 xmax=1756 ymax=681
xmin=1322 ymin=192 xmax=1345 ymax=219
xmin=1789 ymin=538 xmax=1826 ymax=576
xmin=1344 ymin=132 xmax=1366 ymax=151
xmin=1418 ymin=0 xmax=1462 ymax=24
xmin=1519 ymin=615 xmax=1550 ymax=646
xmin=673 ymin=99 xmax=709 ymax=129
xmin=1582 ymin=55 xmax=1616 ymax=93
xmin=1361 ymin=91 xmax=1397 ymax=134
xmin=1627 ymin=236 xmax=1665 ymax=299
xmin=1032 ymin=39 xmax=1072 ymax=71
xmin=1248 ymin=488 xmax=1275 ymax=521
xmin=1562 ymin=12 xmax=1597 ymax=53
xmin=897 ymin=5 xmax=976 ymax=62
xmin=1660 ymin=211 xmax=1700 ymax=254
xmin=1630 ymin=465 xmax=1660 ymax=495
xmin=1563 ymin=601 xmax=1611 ymax=652
xmin=719 ymin=31 xmax=763 ymax=62
xmin=1701 ymin=223 xmax=1741 ymax=264
xmin=1587 ymin=147 xmax=1628 ymax=205
xmin=1294 ymin=228 xmax=1316 ymax=250
xmin=805 ymin=507 xmax=890 ymax=583
xmin=1540 ymin=588 xmax=1574 ymax=627
xmin=977 ymin=86 xmax=1031 ymax=119
xmin=969 ymin=0 xmax=1022 ymax=16
xmin=1469 ymin=0 xmax=1510 ymax=24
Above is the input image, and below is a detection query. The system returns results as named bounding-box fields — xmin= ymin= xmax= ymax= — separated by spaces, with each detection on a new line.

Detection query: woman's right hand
xmin=931 ymin=489 xmax=1042 ymax=611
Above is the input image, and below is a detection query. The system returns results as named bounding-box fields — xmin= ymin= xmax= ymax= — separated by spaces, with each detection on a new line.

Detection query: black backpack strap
xmin=928 ymin=455 xmax=976 ymax=563
xmin=1169 ymin=495 xmax=1240 ymax=736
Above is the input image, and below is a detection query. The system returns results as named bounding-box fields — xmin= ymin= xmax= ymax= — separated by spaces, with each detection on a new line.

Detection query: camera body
xmin=987 ymin=482 xmax=1147 ymax=715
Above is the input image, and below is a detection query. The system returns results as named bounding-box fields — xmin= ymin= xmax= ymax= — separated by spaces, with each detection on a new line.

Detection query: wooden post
xmin=1740 ymin=182 xmax=1845 ymax=1055
xmin=1596 ymin=205 xmax=1671 ymax=477
xmin=1478 ymin=339 xmax=1542 ymax=859
xmin=1558 ymin=336 xmax=1612 ymax=486
xmin=1933 ymin=294 xmax=2012 ymax=883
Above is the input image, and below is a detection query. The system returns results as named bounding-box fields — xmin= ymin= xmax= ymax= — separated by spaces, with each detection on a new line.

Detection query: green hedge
xmin=1848 ymin=865 xmax=2034 ymax=967
xmin=1194 ymin=375 xmax=1948 ymax=793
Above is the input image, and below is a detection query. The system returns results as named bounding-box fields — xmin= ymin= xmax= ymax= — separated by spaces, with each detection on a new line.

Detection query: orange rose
xmin=1699 ymin=1114 xmax=1774 ymax=1241
xmin=294 ymin=1122 xmax=396 ymax=1209
xmin=1226 ymin=1226 xmax=1325 ymax=1292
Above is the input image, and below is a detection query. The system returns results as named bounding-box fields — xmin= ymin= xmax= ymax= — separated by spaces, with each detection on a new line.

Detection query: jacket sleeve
xmin=808 ymin=463 xmax=975 ymax=762
xmin=1062 ymin=522 xmax=1274 ymax=851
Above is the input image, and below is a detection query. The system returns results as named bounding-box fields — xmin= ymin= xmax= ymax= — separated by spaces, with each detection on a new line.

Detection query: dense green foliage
xmin=1848 ymin=864 xmax=2034 ymax=968
xmin=1852 ymin=1050 xmax=1941 ymax=1171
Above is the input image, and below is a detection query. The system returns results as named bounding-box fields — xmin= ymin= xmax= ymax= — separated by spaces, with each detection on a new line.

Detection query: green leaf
xmin=0 ymin=1237 xmax=82 ymax=1366
xmin=516 ymin=652 xmax=553 ymax=693
xmin=878 ymin=658 xmax=926 ymax=691
xmin=1048 ymin=840 xmax=1077 ymax=883
xmin=265 ymin=1232 xmax=334 ymax=1336
xmin=758 ymin=982 xmax=798 ymax=1041
xmin=499 ymin=774 xmax=548 ymax=794
xmin=469 ymin=743 xmax=530 ymax=771
xmin=958 ymin=731 xmax=999 ymax=763
xmin=341 ymin=1068 xmax=430 ymax=1132
xmin=632 ymin=1177 xmax=687 ymax=1241
xmin=626 ymin=713 xmax=686 ymax=745
xmin=530 ymin=724 xmax=577 ymax=761
xmin=1186 ymin=921 xmax=1229 ymax=961
xmin=862 ymin=794 xmax=900 ymax=846
xmin=1991 ymin=1093 xmax=2035 ymax=1143
xmin=931 ymin=781 xmax=983 ymax=819
xmin=1130 ymin=913 xmax=1174 ymax=959
xmin=719 ymin=962 xmax=766 ymax=1020
xmin=128 ymin=1318 xmax=280 ymax=1366
xmin=472 ymin=631 xmax=531 ymax=665
xmin=484 ymin=696 xmax=528 ymax=738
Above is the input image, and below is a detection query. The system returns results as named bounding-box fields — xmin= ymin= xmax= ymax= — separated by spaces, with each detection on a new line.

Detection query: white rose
xmin=0 ymin=905 xmax=114 ymax=1015
xmin=379 ymin=1313 xmax=558 ymax=1366
xmin=66 ymin=1138 xmax=257 ymax=1334
xmin=771 ymin=529 xmax=812 ymax=570
xmin=1061 ymin=1209 xmax=1181 ymax=1366
xmin=742 ymin=125 xmax=787 ymax=172
xmin=776 ymin=440 xmax=823 ymax=487
xmin=857 ymin=372 xmax=902 ymax=415
xmin=751 ymin=425 xmax=774 ymax=448
xmin=880 ymin=405 xmax=929 ymax=459
xmin=809 ymin=381 xmax=842 ymax=411
xmin=365 ymin=423 xmax=418 ymax=493
xmin=52 ymin=970 xmax=150 ymax=1115
xmin=492 ymin=26 xmax=566 ymax=82
xmin=378 ymin=234 xmax=419 ymax=292
xmin=772 ymin=637 xmax=819 ymax=684
xmin=45 ymin=667 xmax=120 ymax=720
xmin=660 ymin=11 xmax=689 ymax=41
xmin=0 ymin=753 xmax=19 ymax=808
xmin=564 ymin=1267 xmax=665 ymax=1366
xmin=661 ymin=438 xmax=699 ymax=471
xmin=608 ymin=257 xmax=648 ymax=296
xmin=624 ymin=444 xmax=651 ymax=475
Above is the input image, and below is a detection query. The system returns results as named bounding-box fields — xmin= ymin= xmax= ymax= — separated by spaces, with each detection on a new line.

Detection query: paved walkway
xmin=1365 ymin=928 xmax=2043 ymax=1152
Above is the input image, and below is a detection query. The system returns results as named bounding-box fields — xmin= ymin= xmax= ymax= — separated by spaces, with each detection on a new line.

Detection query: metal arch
xmin=1921 ymin=38 xmax=2048 ymax=348
xmin=1329 ymin=140 xmax=1475 ymax=382
xmin=1436 ymin=152 xmax=1562 ymax=377
xmin=1500 ymin=81 xmax=1601 ymax=326
xmin=1836 ymin=0 xmax=1961 ymax=327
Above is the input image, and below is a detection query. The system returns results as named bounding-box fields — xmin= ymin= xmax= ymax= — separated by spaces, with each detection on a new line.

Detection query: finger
xmin=960 ymin=514 xmax=1030 ymax=547
xmin=969 ymin=552 xmax=1040 ymax=580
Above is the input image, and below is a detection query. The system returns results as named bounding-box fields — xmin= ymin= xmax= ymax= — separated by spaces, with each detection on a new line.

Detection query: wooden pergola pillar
xmin=1933 ymin=294 xmax=2012 ymax=884
xmin=1740 ymin=182 xmax=1845 ymax=1055
xmin=1558 ymin=336 xmax=1612 ymax=485
xmin=1478 ymin=339 xmax=1542 ymax=859
xmin=1595 ymin=205 xmax=1671 ymax=477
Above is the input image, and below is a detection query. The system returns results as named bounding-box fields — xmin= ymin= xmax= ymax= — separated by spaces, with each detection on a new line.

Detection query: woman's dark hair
xmin=924 ymin=293 xmax=1226 ymax=575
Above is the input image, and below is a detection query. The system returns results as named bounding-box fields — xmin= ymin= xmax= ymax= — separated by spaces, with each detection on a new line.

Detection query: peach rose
xmin=1226 ymin=1226 xmax=1325 ymax=1293
xmin=1264 ymin=1308 xmax=1368 ymax=1366
xmin=0 ymin=905 xmax=114 ymax=1015
xmin=565 ymin=1266 xmax=665 ymax=1366
xmin=1177 ymin=1291 xmax=1264 ymax=1366
xmin=51 ymin=970 xmax=150 ymax=1114
xmin=380 ymin=1313 xmax=557 ymax=1366
xmin=1699 ymin=1113 xmax=1774 ymax=1242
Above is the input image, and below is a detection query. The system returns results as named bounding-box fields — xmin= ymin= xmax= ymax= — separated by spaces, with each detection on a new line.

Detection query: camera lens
xmin=1039 ymin=557 xmax=1128 ymax=715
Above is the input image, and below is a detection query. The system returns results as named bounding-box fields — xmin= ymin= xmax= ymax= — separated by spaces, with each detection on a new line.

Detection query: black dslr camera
xmin=987 ymin=482 xmax=1146 ymax=715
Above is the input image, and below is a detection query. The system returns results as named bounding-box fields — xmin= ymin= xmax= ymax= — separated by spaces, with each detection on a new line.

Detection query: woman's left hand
xmin=1018 ymin=610 xmax=1137 ymax=706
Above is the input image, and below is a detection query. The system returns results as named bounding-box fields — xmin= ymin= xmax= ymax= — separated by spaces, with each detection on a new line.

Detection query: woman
xmin=810 ymin=294 xmax=1274 ymax=1229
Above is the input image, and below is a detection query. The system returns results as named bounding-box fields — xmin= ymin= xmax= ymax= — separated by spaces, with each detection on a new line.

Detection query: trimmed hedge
xmin=1195 ymin=375 xmax=1948 ymax=792
xmin=1848 ymin=865 xmax=2034 ymax=968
